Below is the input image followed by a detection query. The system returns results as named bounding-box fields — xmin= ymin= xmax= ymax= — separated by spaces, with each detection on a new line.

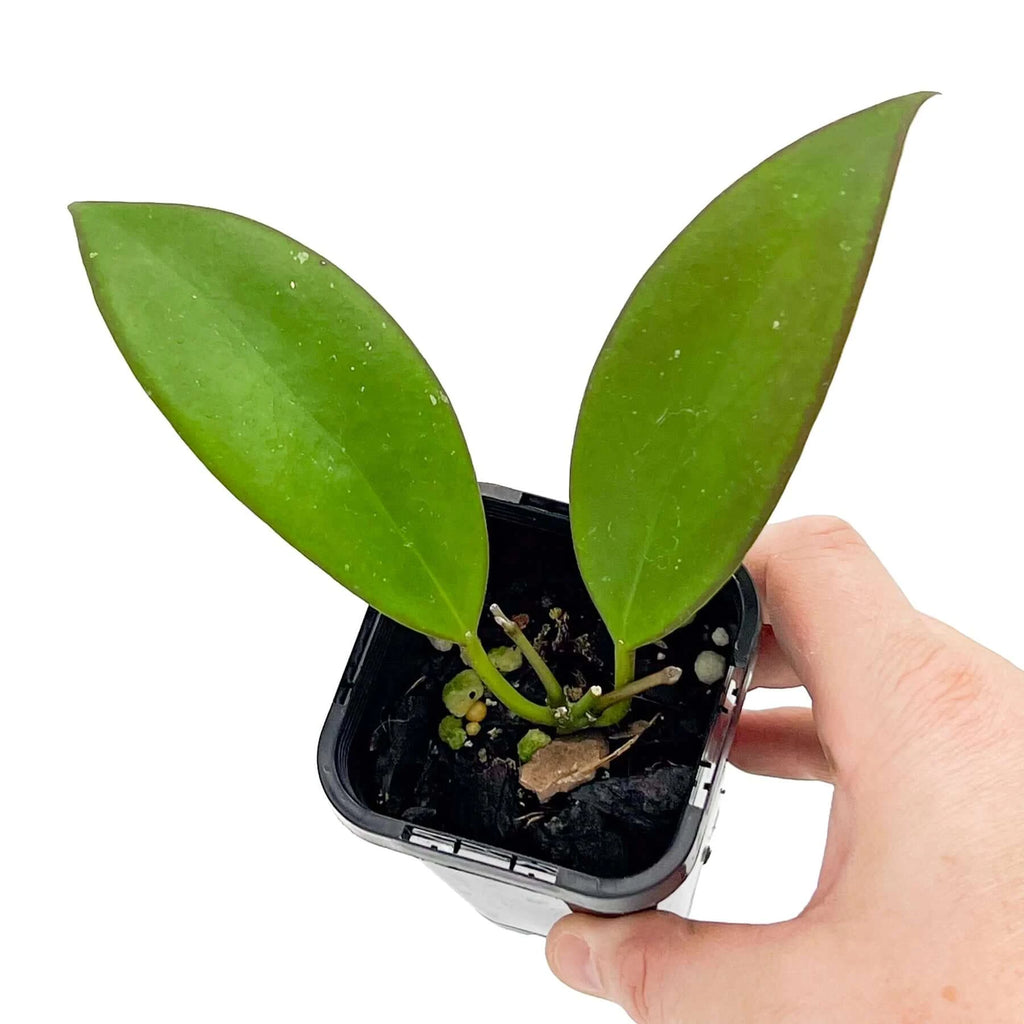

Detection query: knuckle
xmin=774 ymin=516 xmax=866 ymax=570
xmin=889 ymin=626 xmax=984 ymax=716
xmin=799 ymin=515 xmax=864 ymax=555
xmin=763 ymin=516 xmax=866 ymax=596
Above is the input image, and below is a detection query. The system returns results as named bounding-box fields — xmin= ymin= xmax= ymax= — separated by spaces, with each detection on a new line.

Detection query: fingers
xmin=729 ymin=707 xmax=832 ymax=782
xmin=744 ymin=517 xmax=925 ymax=741
xmin=546 ymin=910 xmax=794 ymax=1024
xmin=750 ymin=625 xmax=803 ymax=690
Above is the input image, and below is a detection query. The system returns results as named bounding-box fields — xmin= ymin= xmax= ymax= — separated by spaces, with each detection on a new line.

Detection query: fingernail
xmin=552 ymin=933 xmax=601 ymax=995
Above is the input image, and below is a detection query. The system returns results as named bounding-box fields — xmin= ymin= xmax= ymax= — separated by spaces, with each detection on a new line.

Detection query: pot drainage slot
xmin=406 ymin=827 xmax=458 ymax=855
xmin=457 ymin=841 xmax=512 ymax=870
xmin=511 ymin=857 xmax=558 ymax=884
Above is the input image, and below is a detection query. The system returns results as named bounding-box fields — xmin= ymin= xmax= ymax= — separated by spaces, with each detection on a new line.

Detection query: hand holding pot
xmin=546 ymin=516 xmax=1024 ymax=1023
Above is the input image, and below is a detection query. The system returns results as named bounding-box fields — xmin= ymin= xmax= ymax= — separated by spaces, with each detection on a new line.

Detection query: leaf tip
xmin=905 ymin=89 xmax=941 ymax=111
xmin=68 ymin=201 xmax=108 ymax=243
xmin=885 ymin=90 xmax=940 ymax=121
xmin=68 ymin=200 xmax=101 ymax=221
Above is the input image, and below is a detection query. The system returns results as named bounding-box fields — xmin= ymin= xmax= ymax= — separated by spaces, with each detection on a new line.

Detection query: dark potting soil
xmin=360 ymin=499 xmax=738 ymax=879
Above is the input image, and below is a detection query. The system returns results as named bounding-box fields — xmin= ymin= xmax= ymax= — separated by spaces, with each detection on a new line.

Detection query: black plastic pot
xmin=318 ymin=483 xmax=760 ymax=935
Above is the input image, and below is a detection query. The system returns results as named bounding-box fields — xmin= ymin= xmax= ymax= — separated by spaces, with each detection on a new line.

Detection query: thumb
xmin=546 ymin=910 xmax=794 ymax=1024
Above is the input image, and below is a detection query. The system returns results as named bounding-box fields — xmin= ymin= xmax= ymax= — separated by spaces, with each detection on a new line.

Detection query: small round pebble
xmin=694 ymin=650 xmax=727 ymax=684
xmin=465 ymin=700 xmax=487 ymax=723
xmin=711 ymin=627 xmax=730 ymax=647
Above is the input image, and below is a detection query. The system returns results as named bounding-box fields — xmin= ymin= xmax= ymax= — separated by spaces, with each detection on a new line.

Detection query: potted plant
xmin=71 ymin=91 xmax=932 ymax=936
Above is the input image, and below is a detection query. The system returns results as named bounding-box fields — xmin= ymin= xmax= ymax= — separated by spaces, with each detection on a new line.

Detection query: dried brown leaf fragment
xmin=519 ymin=717 xmax=661 ymax=801
xmin=520 ymin=734 xmax=609 ymax=802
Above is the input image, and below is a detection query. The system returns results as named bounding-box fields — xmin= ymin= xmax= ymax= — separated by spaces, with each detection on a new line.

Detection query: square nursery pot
xmin=318 ymin=483 xmax=760 ymax=936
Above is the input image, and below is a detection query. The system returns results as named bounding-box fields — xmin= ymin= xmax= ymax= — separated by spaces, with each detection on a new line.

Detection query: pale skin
xmin=546 ymin=516 xmax=1024 ymax=1023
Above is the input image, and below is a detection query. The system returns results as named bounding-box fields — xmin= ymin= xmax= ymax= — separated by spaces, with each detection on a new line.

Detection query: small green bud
xmin=487 ymin=645 xmax=523 ymax=673
xmin=439 ymin=715 xmax=467 ymax=750
xmin=517 ymin=728 xmax=552 ymax=764
xmin=442 ymin=669 xmax=484 ymax=716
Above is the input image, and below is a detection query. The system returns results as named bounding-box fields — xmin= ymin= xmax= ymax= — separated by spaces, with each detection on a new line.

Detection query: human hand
xmin=546 ymin=516 xmax=1024 ymax=1022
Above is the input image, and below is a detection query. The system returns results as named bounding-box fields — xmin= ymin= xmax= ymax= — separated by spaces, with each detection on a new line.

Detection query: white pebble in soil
xmin=694 ymin=650 xmax=727 ymax=684
xmin=711 ymin=627 xmax=730 ymax=647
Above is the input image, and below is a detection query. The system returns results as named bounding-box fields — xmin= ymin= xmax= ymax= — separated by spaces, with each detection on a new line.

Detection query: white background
xmin=3 ymin=3 xmax=1021 ymax=1021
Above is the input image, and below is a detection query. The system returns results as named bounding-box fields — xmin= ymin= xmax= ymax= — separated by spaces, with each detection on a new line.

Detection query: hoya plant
xmin=72 ymin=92 xmax=931 ymax=749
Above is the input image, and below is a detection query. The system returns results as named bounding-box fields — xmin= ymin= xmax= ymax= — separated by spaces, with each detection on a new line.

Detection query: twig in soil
xmin=514 ymin=811 xmax=549 ymax=827
xmin=605 ymin=714 xmax=663 ymax=758
xmin=608 ymin=715 xmax=663 ymax=741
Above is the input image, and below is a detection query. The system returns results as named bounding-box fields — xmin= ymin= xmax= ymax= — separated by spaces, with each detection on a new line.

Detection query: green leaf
xmin=570 ymin=92 xmax=933 ymax=650
xmin=71 ymin=203 xmax=487 ymax=642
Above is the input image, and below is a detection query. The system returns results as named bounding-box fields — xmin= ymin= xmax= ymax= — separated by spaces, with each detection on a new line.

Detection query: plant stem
xmin=588 ymin=645 xmax=638 ymax=729
xmin=614 ymin=644 xmax=636 ymax=689
xmin=563 ymin=685 xmax=603 ymax=731
xmin=595 ymin=665 xmax=681 ymax=711
xmin=490 ymin=603 xmax=565 ymax=706
xmin=461 ymin=633 xmax=557 ymax=727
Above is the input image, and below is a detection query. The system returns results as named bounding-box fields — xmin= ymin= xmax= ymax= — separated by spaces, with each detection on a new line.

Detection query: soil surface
xmin=362 ymin=507 xmax=739 ymax=878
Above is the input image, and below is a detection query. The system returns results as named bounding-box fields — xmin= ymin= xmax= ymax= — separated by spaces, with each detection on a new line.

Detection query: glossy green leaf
xmin=71 ymin=203 xmax=487 ymax=642
xmin=570 ymin=92 xmax=933 ymax=650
